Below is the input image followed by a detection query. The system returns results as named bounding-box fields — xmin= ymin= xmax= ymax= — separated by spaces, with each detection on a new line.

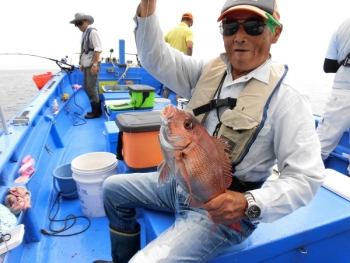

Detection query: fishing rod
xmin=0 ymin=53 xmax=75 ymax=72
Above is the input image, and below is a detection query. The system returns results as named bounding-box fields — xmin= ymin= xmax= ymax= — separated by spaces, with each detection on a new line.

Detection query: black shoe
xmin=85 ymin=101 xmax=102 ymax=119
xmin=84 ymin=111 xmax=101 ymax=119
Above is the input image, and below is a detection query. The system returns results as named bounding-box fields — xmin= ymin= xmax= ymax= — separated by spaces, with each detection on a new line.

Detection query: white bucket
xmin=71 ymin=152 xmax=118 ymax=217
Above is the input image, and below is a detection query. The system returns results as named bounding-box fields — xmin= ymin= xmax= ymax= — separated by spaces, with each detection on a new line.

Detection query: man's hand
xmin=79 ymin=66 xmax=83 ymax=72
xmin=203 ymin=190 xmax=247 ymax=225
xmin=90 ymin=65 xmax=98 ymax=75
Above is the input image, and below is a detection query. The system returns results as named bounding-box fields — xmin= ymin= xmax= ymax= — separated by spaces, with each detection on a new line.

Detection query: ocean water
xmin=0 ymin=68 xmax=334 ymax=129
xmin=0 ymin=69 xmax=58 ymax=128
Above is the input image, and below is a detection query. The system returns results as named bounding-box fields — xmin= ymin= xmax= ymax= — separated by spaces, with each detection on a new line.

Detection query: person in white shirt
xmin=316 ymin=17 xmax=350 ymax=160
xmin=93 ymin=1 xmax=325 ymax=262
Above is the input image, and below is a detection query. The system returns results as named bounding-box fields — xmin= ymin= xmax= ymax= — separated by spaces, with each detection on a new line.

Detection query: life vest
xmin=81 ymin=27 xmax=96 ymax=55
xmin=185 ymin=56 xmax=288 ymax=169
xmin=340 ymin=52 xmax=350 ymax=67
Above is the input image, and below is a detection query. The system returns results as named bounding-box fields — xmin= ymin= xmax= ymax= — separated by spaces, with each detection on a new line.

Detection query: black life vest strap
xmin=193 ymin=97 xmax=237 ymax=116
xmin=228 ymin=176 xmax=265 ymax=193
xmin=340 ymin=52 xmax=350 ymax=67
xmin=192 ymin=71 xmax=230 ymax=117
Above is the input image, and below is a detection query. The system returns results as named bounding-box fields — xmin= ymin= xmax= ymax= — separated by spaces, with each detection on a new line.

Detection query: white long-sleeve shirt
xmin=325 ymin=18 xmax=350 ymax=90
xmin=134 ymin=11 xmax=325 ymax=223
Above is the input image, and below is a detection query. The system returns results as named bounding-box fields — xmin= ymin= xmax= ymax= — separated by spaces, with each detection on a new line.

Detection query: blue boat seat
xmin=324 ymin=129 xmax=350 ymax=176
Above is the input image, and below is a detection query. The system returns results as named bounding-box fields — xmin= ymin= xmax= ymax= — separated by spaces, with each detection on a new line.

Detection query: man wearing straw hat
xmin=70 ymin=13 xmax=102 ymax=119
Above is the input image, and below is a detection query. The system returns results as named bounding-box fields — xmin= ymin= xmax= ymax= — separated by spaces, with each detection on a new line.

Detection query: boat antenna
xmin=0 ymin=53 xmax=75 ymax=73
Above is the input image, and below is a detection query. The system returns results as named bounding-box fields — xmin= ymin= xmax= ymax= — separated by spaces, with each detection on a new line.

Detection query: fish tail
xmin=228 ymin=222 xmax=243 ymax=233
xmin=207 ymin=222 xmax=242 ymax=239
xmin=207 ymin=223 xmax=218 ymax=239
xmin=186 ymin=196 xmax=203 ymax=208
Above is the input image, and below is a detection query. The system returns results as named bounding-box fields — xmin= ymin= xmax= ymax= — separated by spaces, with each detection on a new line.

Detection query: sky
xmin=0 ymin=0 xmax=349 ymax=74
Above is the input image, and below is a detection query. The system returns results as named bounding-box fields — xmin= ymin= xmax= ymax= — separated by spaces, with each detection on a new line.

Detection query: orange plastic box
xmin=115 ymin=111 xmax=163 ymax=170
xmin=32 ymin=72 xmax=54 ymax=90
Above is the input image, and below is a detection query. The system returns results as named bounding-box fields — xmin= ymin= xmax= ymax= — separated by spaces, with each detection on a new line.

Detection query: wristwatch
xmin=92 ymin=63 xmax=98 ymax=67
xmin=244 ymin=192 xmax=261 ymax=220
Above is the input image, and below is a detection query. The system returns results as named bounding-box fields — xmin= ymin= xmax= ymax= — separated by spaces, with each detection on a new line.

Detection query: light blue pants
xmin=316 ymin=88 xmax=350 ymax=160
xmin=102 ymin=172 xmax=257 ymax=262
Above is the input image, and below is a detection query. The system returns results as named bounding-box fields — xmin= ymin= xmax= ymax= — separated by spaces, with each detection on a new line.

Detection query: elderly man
xmin=70 ymin=13 xmax=102 ymax=119
xmin=93 ymin=0 xmax=325 ymax=262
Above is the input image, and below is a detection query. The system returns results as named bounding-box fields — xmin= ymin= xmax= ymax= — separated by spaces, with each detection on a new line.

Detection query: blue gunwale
xmin=0 ymin=60 xmax=350 ymax=263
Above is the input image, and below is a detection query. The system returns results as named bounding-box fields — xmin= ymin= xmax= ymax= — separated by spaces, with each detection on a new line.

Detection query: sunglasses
xmin=220 ymin=18 xmax=266 ymax=36
xmin=75 ymin=20 xmax=85 ymax=27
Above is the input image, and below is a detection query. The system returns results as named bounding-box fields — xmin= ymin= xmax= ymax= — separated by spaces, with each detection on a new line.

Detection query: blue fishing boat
xmin=0 ymin=41 xmax=349 ymax=263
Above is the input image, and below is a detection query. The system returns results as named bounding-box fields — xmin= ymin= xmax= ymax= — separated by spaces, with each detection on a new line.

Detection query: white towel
xmin=322 ymin=169 xmax=350 ymax=201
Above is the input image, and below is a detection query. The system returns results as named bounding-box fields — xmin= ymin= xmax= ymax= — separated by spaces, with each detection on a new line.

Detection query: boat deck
xmin=8 ymin=97 xmax=113 ymax=262
xmin=1 ymin=68 xmax=350 ymax=262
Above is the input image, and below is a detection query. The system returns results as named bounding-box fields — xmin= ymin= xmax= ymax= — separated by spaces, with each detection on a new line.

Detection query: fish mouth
xmin=160 ymin=105 xmax=174 ymax=128
xmin=159 ymin=126 xmax=186 ymax=151
xmin=160 ymin=104 xmax=175 ymax=118
xmin=159 ymin=105 xmax=189 ymax=150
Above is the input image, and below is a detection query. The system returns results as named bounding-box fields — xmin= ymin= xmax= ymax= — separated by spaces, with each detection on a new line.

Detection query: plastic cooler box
xmin=104 ymin=85 xmax=156 ymax=111
xmin=115 ymin=111 xmax=163 ymax=170
xmin=128 ymin=85 xmax=156 ymax=109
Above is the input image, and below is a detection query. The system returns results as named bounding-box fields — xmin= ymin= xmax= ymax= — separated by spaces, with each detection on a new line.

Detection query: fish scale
xmin=181 ymin=144 xmax=225 ymax=203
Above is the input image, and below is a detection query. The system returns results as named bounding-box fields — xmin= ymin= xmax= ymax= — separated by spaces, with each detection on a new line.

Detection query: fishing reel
xmin=56 ymin=56 xmax=75 ymax=73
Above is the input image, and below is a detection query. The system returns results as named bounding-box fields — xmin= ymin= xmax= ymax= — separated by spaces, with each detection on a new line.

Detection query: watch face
xmin=247 ymin=205 xmax=261 ymax=219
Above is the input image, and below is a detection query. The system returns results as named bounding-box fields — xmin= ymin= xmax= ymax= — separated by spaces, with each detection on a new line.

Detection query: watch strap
xmin=244 ymin=192 xmax=261 ymax=220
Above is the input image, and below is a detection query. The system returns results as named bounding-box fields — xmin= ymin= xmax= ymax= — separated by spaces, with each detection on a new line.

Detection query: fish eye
xmin=184 ymin=120 xmax=193 ymax=130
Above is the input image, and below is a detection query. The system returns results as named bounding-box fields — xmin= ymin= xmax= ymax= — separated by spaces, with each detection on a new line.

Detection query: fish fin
xmin=208 ymin=223 xmax=218 ymax=238
xmin=212 ymin=138 xmax=232 ymax=188
xmin=157 ymin=160 xmax=165 ymax=173
xmin=208 ymin=222 xmax=243 ymax=239
xmin=176 ymin=152 xmax=193 ymax=196
xmin=157 ymin=161 xmax=171 ymax=184
xmin=186 ymin=196 xmax=203 ymax=208
xmin=227 ymin=222 xmax=243 ymax=233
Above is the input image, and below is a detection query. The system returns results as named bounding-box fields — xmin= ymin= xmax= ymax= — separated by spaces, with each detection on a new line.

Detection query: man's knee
xmin=103 ymin=176 xmax=120 ymax=196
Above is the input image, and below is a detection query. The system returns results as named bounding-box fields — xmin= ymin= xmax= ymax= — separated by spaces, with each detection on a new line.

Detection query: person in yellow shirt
xmin=163 ymin=13 xmax=194 ymax=103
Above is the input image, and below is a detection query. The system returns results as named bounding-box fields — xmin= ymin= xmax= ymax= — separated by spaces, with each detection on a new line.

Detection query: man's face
xmin=75 ymin=20 xmax=89 ymax=32
xmin=222 ymin=10 xmax=282 ymax=78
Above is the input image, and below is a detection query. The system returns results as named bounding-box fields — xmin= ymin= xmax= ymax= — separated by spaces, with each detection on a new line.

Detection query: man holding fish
xmin=94 ymin=0 xmax=326 ymax=262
